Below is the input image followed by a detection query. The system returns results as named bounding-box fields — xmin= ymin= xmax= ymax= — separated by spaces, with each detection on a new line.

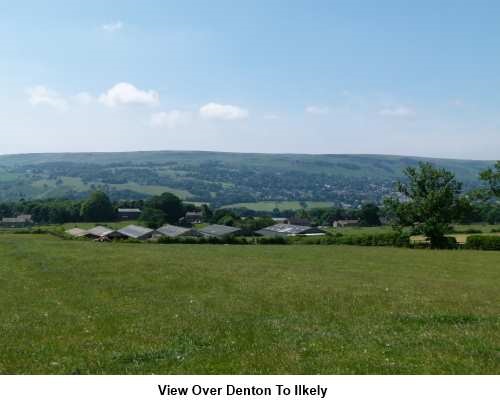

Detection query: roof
xmin=199 ymin=224 xmax=241 ymax=237
xmin=257 ymin=224 xmax=325 ymax=236
xmin=1 ymin=217 xmax=28 ymax=223
xmin=118 ymin=208 xmax=142 ymax=213
xmin=118 ymin=224 xmax=155 ymax=239
xmin=65 ymin=228 xmax=89 ymax=237
xmin=87 ymin=226 xmax=117 ymax=237
xmin=156 ymin=224 xmax=201 ymax=238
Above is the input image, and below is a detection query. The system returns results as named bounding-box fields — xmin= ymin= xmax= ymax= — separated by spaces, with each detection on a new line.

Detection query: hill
xmin=0 ymin=151 xmax=493 ymax=207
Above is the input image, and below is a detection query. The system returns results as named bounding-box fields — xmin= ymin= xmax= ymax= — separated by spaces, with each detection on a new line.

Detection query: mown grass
xmin=0 ymin=234 xmax=499 ymax=374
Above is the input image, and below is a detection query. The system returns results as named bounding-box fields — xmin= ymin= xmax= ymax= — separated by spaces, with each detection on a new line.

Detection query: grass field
xmin=0 ymin=234 xmax=499 ymax=374
xmin=222 ymin=201 xmax=335 ymax=211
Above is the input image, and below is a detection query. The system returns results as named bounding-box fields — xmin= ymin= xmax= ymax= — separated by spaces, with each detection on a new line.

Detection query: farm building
xmin=156 ymin=224 xmax=202 ymax=238
xmin=181 ymin=211 xmax=203 ymax=224
xmin=86 ymin=226 xmax=123 ymax=240
xmin=257 ymin=224 xmax=326 ymax=237
xmin=118 ymin=224 xmax=158 ymax=240
xmin=117 ymin=208 xmax=142 ymax=220
xmin=65 ymin=228 xmax=89 ymax=238
xmin=0 ymin=215 xmax=33 ymax=228
xmin=333 ymin=219 xmax=360 ymax=228
xmin=199 ymin=224 xmax=241 ymax=238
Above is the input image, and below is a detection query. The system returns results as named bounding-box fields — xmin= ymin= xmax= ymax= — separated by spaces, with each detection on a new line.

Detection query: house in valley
xmin=0 ymin=215 xmax=34 ymax=228
xmin=117 ymin=208 xmax=142 ymax=220
xmin=181 ymin=211 xmax=203 ymax=225
xmin=332 ymin=219 xmax=360 ymax=228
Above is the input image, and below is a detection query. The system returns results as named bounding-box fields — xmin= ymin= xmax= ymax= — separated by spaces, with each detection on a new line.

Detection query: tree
xmin=139 ymin=207 xmax=166 ymax=228
xmin=479 ymin=161 xmax=500 ymax=197
xmin=80 ymin=191 xmax=115 ymax=222
xmin=145 ymin=192 xmax=185 ymax=224
xmin=385 ymin=162 xmax=468 ymax=249
xmin=359 ymin=203 xmax=381 ymax=226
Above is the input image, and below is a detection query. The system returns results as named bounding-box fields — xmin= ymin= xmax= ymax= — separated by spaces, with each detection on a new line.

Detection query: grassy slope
xmin=0 ymin=151 xmax=493 ymax=180
xmin=0 ymin=234 xmax=499 ymax=374
xmin=222 ymin=201 xmax=336 ymax=210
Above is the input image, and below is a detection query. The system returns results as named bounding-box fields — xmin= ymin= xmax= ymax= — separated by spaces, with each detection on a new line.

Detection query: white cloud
xmin=98 ymin=82 xmax=159 ymax=107
xmin=378 ymin=106 xmax=415 ymax=117
xmin=305 ymin=105 xmax=329 ymax=115
xmin=101 ymin=21 xmax=123 ymax=32
xmin=199 ymin=102 xmax=249 ymax=120
xmin=26 ymin=85 xmax=68 ymax=111
xmin=150 ymin=110 xmax=192 ymax=129
xmin=73 ymin=92 xmax=94 ymax=105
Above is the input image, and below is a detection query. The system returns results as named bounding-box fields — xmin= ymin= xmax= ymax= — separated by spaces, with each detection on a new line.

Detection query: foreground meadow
xmin=0 ymin=234 xmax=499 ymax=374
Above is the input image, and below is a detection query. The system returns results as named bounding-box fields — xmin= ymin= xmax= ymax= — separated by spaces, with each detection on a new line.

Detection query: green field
xmin=222 ymin=201 xmax=335 ymax=211
xmin=0 ymin=234 xmax=499 ymax=374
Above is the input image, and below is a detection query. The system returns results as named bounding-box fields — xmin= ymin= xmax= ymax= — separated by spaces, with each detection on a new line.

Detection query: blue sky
xmin=1 ymin=0 xmax=499 ymax=159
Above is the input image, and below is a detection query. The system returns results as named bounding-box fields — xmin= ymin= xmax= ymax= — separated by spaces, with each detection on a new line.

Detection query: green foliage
xmin=465 ymin=235 xmax=500 ymax=250
xmin=139 ymin=207 xmax=166 ymax=229
xmin=80 ymin=191 xmax=115 ymax=222
xmin=385 ymin=162 xmax=469 ymax=249
xmin=256 ymin=236 xmax=289 ymax=245
xmin=145 ymin=192 xmax=185 ymax=224
xmin=359 ymin=203 xmax=381 ymax=226
xmin=479 ymin=161 xmax=500 ymax=197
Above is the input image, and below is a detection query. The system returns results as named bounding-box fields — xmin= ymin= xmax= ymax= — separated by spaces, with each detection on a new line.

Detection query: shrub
xmin=256 ymin=236 xmax=289 ymax=245
xmin=451 ymin=228 xmax=482 ymax=234
xmin=465 ymin=235 xmax=500 ymax=250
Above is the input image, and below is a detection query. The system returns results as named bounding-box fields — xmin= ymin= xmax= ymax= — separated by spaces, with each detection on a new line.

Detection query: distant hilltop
xmin=0 ymin=151 xmax=494 ymax=207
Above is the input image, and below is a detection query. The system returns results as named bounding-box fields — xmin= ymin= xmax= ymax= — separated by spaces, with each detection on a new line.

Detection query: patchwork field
xmin=0 ymin=234 xmax=499 ymax=374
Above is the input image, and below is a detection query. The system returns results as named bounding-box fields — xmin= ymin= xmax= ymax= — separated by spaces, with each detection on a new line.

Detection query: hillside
xmin=0 ymin=151 xmax=493 ymax=207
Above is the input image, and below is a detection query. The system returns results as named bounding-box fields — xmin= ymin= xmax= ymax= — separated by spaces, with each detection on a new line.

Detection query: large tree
xmin=385 ymin=162 xmax=468 ymax=248
xmin=145 ymin=192 xmax=185 ymax=224
xmin=359 ymin=203 xmax=381 ymax=226
xmin=479 ymin=161 xmax=500 ymax=197
xmin=80 ymin=191 xmax=115 ymax=222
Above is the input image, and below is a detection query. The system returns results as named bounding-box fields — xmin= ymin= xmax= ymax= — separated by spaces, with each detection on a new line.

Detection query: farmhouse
xmin=156 ymin=224 xmax=202 ymax=238
xmin=117 ymin=208 xmax=142 ymax=220
xmin=118 ymin=224 xmax=158 ymax=240
xmin=65 ymin=228 xmax=89 ymax=238
xmin=257 ymin=224 xmax=326 ymax=237
xmin=86 ymin=226 xmax=122 ymax=240
xmin=199 ymin=224 xmax=241 ymax=238
xmin=333 ymin=219 xmax=360 ymax=228
xmin=0 ymin=215 xmax=33 ymax=228
xmin=181 ymin=211 xmax=203 ymax=224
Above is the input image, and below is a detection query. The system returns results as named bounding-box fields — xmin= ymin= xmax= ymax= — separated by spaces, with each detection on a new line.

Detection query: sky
xmin=1 ymin=0 xmax=499 ymax=159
